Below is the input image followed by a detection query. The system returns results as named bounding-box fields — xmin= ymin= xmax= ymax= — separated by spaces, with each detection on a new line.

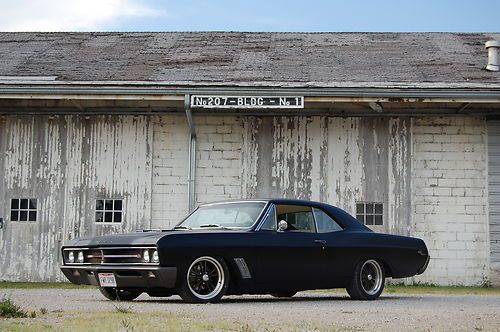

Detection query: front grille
xmin=63 ymin=247 xmax=158 ymax=265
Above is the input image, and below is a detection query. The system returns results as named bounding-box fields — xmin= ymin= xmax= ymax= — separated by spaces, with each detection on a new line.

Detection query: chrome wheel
xmin=360 ymin=259 xmax=383 ymax=296
xmin=187 ymin=256 xmax=225 ymax=300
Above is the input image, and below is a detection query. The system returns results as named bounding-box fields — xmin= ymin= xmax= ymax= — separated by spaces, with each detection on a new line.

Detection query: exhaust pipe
xmin=485 ymin=40 xmax=500 ymax=72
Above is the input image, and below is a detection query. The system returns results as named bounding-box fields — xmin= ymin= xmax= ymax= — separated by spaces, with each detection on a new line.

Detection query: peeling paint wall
xmin=0 ymin=115 xmax=152 ymax=281
xmin=241 ymin=116 xmax=411 ymax=234
xmin=0 ymin=113 xmax=489 ymax=285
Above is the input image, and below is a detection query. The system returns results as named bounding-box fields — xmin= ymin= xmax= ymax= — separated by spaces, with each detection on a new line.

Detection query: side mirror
xmin=278 ymin=220 xmax=288 ymax=232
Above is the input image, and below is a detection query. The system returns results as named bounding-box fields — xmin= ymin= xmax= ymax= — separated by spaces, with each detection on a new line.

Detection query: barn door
xmin=0 ymin=117 xmax=5 ymax=247
xmin=0 ymin=116 xmax=65 ymax=282
xmin=488 ymin=121 xmax=500 ymax=286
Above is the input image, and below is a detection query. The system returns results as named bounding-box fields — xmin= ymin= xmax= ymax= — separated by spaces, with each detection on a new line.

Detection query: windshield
xmin=176 ymin=202 xmax=267 ymax=229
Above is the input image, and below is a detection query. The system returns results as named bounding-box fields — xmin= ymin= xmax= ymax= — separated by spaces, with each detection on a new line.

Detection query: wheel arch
xmin=379 ymin=259 xmax=393 ymax=277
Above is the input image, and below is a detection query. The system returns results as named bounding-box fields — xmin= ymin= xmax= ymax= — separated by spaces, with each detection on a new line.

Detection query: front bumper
xmin=60 ymin=265 xmax=177 ymax=288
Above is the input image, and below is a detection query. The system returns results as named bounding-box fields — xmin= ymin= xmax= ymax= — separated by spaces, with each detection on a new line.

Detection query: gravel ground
xmin=2 ymin=288 xmax=500 ymax=331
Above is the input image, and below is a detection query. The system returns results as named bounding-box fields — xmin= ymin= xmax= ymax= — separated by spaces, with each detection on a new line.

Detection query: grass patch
xmin=0 ymin=311 xmax=343 ymax=332
xmin=0 ymin=297 xmax=28 ymax=318
xmin=0 ymin=282 xmax=92 ymax=289
xmin=384 ymin=284 xmax=500 ymax=295
xmin=309 ymin=285 xmax=500 ymax=295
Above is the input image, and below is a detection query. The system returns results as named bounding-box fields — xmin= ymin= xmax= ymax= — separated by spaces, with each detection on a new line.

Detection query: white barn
xmin=0 ymin=32 xmax=499 ymax=285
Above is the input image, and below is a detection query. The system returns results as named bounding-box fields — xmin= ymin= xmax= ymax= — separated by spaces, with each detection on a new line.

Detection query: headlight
xmin=151 ymin=250 xmax=159 ymax=263
xmin=142 ymin=249 xmax=150 ymax=262
xmin=68 ymin=251 xmax=75 ymax=263
xmin=77 ymin=251 xmax=84 ymax=263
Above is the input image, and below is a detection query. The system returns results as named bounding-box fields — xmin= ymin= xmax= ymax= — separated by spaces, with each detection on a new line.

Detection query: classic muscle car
xmin=60 ymin=199 xmax=429 ymax=302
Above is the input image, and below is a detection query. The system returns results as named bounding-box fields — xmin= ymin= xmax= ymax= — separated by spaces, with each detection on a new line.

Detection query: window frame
xmin=272 ymin=204 xmax=317 ymax=233
xmin=259 ymin=204 xmax=277 ymax=231
xmin=355 ymin=202 xmax=384 ymax=226
xmin=312 ymin=207 xmax=344 ymax=233
xmin=256 ymin=203 xmax=345 ymax=233
xmin=10 ymin=198 xmax=38 ymax=223
xmin=95 ymin=198 xmax=124 ymax=224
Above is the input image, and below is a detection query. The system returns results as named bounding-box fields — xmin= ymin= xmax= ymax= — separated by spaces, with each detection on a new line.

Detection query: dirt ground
xmin=1 ymin=288 xmax=500 ymax=331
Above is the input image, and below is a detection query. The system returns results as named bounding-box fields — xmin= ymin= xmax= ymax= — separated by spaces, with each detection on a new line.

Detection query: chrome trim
xmin=62 ymin=246 xmax=159 ymax=266
xmin=64 ymin=246 xmax=157 ymax=250
xmin=254 ymin=203 xmax=274 ymax=231
xmin=64 ymin=262 xmax=160 ymax=266
xmin=102 ymin=254 xmax=141 ymax=259
xmin=61 ymin=265 xmax=165 ymax=271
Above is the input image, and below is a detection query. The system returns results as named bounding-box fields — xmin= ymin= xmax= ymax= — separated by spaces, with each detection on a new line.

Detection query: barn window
xmin=96 ymin=199 xmax=123 ymax=223
xmin=10 ymin=198 xmax=37 ymax=222
xmin=356 ymin=202 xmax=383 ymax=226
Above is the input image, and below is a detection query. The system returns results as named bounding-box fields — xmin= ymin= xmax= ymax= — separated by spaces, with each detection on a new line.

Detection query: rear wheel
xmin=271 ymin=291 xmax=297 ymax=298
xmin=346 ymin=259 xmax=385 ymax=300
xmin=177 ymin=256 xmax=229 ymax=303
xmin=98 ymin=287 xmax=142 ymax=301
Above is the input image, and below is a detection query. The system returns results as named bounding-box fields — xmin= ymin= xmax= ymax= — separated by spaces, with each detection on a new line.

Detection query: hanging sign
xmin=190 ymin=95 xmax=304 ymax=109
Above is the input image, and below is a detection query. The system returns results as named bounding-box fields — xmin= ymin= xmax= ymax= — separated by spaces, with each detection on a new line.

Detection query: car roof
xmin=199 ymin=198 xmax=370 ymax=232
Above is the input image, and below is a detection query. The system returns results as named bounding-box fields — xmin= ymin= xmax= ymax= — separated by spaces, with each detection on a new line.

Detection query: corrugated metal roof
xmin=0 ymin=32 xmax=499 ymax=87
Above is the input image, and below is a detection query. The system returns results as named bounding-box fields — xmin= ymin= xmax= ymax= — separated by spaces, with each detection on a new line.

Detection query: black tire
xmin=346 ymin=259 xmax=385 ymax=300
xmin=98 ymin=287 xmax=143 ymax=301
xmin=177 ymin=256 xmax=229 ymax=303
xmin=271 ymin=291 xmax=297 ymax=298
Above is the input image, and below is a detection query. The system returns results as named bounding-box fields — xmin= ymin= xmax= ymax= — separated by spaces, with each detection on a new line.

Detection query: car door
xmin=254 ymin=204 xmax=332 ymax=289
xmin=312 ymin=207 xmax=353 ymax=283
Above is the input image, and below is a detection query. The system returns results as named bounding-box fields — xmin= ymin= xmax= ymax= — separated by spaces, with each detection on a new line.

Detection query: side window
xmin=10 ymin=198 xmax=37 ymax=222
xmin=96 ymin=199 xmax=123 ymax=223
xmin=356 ymin=202 xmax=383 ymax=226
xmin=313 ymin=208 xmax=343 ymax=233
xmin=260 ymin=205 xmax=276 ymax=231
xmin=276 ymin=205 xmax=316 ymax=233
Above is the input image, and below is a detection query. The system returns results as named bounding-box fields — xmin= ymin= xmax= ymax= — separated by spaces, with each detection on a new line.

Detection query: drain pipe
xmin=486 ymin=40 xmax=500 ymax=72
xmin=185 ymin=94 xmax=197 ymax=212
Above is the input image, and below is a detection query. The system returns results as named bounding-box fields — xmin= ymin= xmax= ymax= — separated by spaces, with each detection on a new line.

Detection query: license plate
xmin=98 ymin=273 xmax=117 ymax=287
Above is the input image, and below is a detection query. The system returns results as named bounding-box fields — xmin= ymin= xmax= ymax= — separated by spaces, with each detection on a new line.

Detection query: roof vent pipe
xmin=485 ymin=40 xmax=500 ymax=72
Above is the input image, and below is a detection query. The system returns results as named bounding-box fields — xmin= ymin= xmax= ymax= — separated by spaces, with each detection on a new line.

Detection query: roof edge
xmin=0 ymin=83 xmax=500 ymax=103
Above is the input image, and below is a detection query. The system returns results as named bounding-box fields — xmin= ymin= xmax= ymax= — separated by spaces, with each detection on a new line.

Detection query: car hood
xmin=63 ymin=231 xmax=171 ymax=247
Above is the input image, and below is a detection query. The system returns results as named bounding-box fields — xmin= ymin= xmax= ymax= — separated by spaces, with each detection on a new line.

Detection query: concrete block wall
xmin=151 ymin=115 xmax=243 ymax=229
xmin=151 ymin=115 xmax=189 ymax=228
xmin=412 ymin=116 xmax=489 ymax=285
xmin=194 ymin=116 xmax=242 ymax=205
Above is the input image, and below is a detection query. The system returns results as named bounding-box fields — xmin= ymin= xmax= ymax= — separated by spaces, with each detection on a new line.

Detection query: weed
xmin=121 ymin=318 xmax=135 ymax=331
xmin=29 ymin=311 xmax=37 ymax=318
xmin=0 ymin=297 xmax=28 ymax=318
xmin=40 ymin=307 xmax=48 ymax=315
xmin=240 ymin=323 xmax=253 ymax=332
xmin=114 ymin=304 xmax=132 ymax=314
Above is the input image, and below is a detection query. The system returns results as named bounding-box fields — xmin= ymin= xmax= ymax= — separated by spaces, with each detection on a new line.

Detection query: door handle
xmin=314 ymin=239 xmax=327 ymax=245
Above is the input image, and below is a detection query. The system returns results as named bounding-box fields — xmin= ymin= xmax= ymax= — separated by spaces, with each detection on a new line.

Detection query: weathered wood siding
xmin=0 ymin=115 xmax=152 ymax=281
xmin=241 ymin=116 xmax=412 ymax=234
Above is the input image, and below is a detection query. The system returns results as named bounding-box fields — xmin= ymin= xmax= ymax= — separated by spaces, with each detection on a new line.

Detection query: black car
xmin=60 ymin=199 xmax=429 ymax=303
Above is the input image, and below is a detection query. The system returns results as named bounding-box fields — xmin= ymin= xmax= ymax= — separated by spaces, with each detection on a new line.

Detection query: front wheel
xmin=98 ymin=287 xmax=142 ymax=301
xmin=346 ymin=259 xmax=385 ymax=300
xmin=177 ymin=256 xmax=229 ymax=303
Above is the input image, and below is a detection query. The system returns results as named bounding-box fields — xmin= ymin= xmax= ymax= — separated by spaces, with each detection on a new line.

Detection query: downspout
xmin=185 ymin=94 xmax=196 ymax=212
